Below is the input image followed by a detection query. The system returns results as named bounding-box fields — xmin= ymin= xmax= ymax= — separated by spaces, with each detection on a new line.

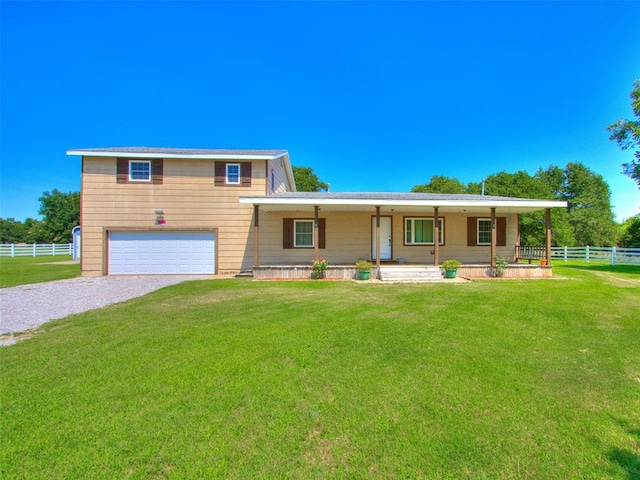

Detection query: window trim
xmin=293 ymin=219 xmax=314 ymax=248
xmin=477 ymin=218 xmax=492 ymax=245
xmin=404 ymin=217 xmax=444 ymax=246
xmin=226 ymin=163 xmax=241 ymax=185
xmin=129 ymin=160 xmax=152 ymax=182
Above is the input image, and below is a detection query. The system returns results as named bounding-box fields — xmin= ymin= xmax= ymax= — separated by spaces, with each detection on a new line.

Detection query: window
xmin=283 ymin=218 xmax=325 ymax=249
xmin=294 ymin=220 xmax=314 ymax=247
xmin=129 ymin=161 xmax=151 ymax=182
xmin=271 ymin=169 xmax=275 ymax=191
xmin=117 ymin=158 xmax=163 ymax=185
xmin=477 ymin=219 xmax=492 ymax=245
xmin=226 ymin=163 xmax=240 ymax=184
xmin=405 ymin=217 xmax=444 ymax=245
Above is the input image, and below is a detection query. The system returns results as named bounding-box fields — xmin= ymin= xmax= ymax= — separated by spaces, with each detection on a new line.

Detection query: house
xmin=67 ymin=147 xmax=567 ymax=279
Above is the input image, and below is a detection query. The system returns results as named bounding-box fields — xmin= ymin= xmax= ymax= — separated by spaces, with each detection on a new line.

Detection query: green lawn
xmin=0 ymin=255 xmax=80 ymax=288
xmin=2 ymin=265 xmax=639 ymax=479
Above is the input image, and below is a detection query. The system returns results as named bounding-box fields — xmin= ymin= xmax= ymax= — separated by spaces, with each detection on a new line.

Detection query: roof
xmin=239 ymin=191 xmax=568 ymax=214
xmin=66 ymin=146 xmax=289 ymax=160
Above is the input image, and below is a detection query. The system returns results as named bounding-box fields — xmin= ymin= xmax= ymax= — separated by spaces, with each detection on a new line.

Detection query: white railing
xmin=0 ymin=243 xmax=73 ymax=257
xmin=551 ymin=246 xmax=640 ymax=266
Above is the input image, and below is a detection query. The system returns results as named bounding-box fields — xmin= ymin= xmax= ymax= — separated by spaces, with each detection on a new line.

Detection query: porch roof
xmin=239 ymin=192 xmax=567 ymax=214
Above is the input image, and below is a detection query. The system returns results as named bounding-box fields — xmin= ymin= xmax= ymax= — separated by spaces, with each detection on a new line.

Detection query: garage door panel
xmin=109 ymin=231 xmax=216 ymax=275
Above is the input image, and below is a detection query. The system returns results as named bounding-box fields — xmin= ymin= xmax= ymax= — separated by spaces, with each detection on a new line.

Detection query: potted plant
xmin=311 ymin=257 xmax=328 ymax=279
xmin=441 ymin=259 xmax=461 ymax=279
xmin=355 ymin=260 xmax=373 ymax=280
xmin=493 ymin=255 xmax=509 ymax=277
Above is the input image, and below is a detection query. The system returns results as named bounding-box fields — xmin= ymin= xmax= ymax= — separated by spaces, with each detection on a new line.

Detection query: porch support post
xmin=433 ymin=207 xmax=440 ymax=266
xmin=545 ymin=208 xmax=552 ymax=263
xmin=314 ymin=206 xmax=320 ymax=262
xmin=490 ymin=207 xmax=497 ymax=267
xmin=253 ymin=205 xmax=260 ymax=267
xmin=375 ymin=206 xmax=381 ymax=269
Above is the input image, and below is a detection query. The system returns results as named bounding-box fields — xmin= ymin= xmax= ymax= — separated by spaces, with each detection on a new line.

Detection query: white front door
xmin=372 ymin=217 xmax=392 ymax=260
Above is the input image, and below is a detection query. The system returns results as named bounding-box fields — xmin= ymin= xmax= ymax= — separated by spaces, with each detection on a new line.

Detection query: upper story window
xmin=117 ymin=158 xmax=163 ymax=185
xmin=405 ymin=217 xmax=444 ymax=245
xmin=129 ymin=161 xmax=151 ymax=182
xmin=215 ymin=161 xmax=251 ymax=187
xmin=477 ymin=219 xmax=492 ymax=245
xmin=226 ymin=163 xmax=240 ymax=184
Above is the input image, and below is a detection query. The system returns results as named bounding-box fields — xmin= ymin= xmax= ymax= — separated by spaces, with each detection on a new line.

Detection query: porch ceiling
xmin=239 ymin=192 xmax=567 ymax=214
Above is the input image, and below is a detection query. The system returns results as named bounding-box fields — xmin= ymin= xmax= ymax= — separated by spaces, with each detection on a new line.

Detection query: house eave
xmin=66 ymin=149 xmax=288 ymax=161
xmin=239 ymin=195 xmax=567 ymax=213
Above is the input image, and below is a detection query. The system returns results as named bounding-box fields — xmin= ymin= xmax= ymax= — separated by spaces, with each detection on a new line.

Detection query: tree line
xmin=411 ymin=163 xmax=640 ymax=247
xmin=0 ymin=189 xmax=79 ymax=244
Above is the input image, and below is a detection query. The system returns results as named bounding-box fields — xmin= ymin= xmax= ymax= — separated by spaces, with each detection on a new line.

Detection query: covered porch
xmin=239 ymin=192 xmax=566 ymax=280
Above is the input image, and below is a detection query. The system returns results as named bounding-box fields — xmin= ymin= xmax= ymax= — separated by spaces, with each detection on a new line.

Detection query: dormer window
xmin=129 ymin=161 xmax=151 ymax=182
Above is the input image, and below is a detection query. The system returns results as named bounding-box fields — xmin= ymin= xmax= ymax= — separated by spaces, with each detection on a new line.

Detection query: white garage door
xmin=109 ymin=231 xmax=216 ymax=275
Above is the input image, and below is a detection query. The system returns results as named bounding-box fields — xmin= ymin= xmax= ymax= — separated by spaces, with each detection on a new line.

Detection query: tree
xmin=411 ymin=175 xmax=467 ymax=194
xmin=292 ymin=166 xmax=329 ymax=192
xmin=619 ymin=215 xmax=640 ymax=248
xmin=38 ymin=189 xmax=80 ymax=243
xmin=607 ymin=80 xmax=640 ymax=187
xmin=0 ymin=218 xmax=28 ymax=243
xmin=537 ymin=163 xmax=618 ymax=246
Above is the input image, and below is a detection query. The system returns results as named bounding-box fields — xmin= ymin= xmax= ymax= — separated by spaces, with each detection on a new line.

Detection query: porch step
xmin=235 ymin=270 xmax=254 ymax=278
xmin=378 ymin=266 xmax=442 ymax=282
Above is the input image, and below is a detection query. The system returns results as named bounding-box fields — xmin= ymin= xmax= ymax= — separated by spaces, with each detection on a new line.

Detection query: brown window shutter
xmin=215 ymin=161 xmax=225 ymax=186
xmin=467 ymin=217 xmax=477 ymax=246
xmin=241 ymin=162 xmax=252 ymax=187
xmin=318 ymin=218 xmax=326 ymax=249
xmin=116 ymin=158 xmax=128 ymax=184
xmin=283 ymin=218 xmax=294 ymax=249
xmin=151 ymin=159 xmax=163 ymax=185
xmin=496 ymin=217 xmax=506 ymax=246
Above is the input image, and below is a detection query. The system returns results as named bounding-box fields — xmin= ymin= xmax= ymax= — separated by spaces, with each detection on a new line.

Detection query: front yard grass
xmin=0 ymin=255 xmax=80 ymax=288
xmin=2 ymin=264 xmax=639 ymax=478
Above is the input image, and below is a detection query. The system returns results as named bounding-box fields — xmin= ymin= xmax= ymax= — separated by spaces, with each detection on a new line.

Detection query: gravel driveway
xmin=0 ymin=275 xmax=211 ymax=345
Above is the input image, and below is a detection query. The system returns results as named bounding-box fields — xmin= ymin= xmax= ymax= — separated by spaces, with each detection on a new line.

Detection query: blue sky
xmin=2 ymin=1 xmax=639 ymax=221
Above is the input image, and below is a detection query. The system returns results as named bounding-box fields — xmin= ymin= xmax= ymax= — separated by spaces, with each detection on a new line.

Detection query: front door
xmin=372 ymin=216 xmax=392 ymax=260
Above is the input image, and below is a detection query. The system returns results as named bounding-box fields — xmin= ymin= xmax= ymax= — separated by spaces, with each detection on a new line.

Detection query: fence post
xmin=53 ymin=243 xmax=56 ymax=256
xmin=11 ymin=243 xmax=15 ymax=257
xmin=586 ymin=245 xmax=590 ymax=264
xmin=563 ymin=246 xmax=567 ymax=262
xmin=33 ymin=244 xmax=36 ymax=257
xmin=612 ymin=247 xmax=616 ymax=266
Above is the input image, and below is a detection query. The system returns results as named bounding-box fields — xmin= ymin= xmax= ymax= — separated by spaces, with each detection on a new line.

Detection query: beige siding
xmin=266 ymin=156 xmax=292 ymax=194
xmin=256 ymin=210 xmax=518 ymax=265
xmin=81 ymin=156 xmax=268 ymax=275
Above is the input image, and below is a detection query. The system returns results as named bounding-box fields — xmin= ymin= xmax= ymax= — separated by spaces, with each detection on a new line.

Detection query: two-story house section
xmin=67 ymin=147 xmax=295 ymax=276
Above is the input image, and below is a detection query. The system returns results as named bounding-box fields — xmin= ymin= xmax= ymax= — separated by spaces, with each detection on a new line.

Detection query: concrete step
xmin=235 ymin=270 xmax=254 ymax=278
xmin=379 ymin=266 xmax=442 ymax=282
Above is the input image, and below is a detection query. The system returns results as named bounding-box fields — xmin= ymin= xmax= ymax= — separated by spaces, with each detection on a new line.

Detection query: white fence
xmin=551 ymin=246 xmax=640 ymax=266
xmin=0 ymin=243 xmax=73 ymax=257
